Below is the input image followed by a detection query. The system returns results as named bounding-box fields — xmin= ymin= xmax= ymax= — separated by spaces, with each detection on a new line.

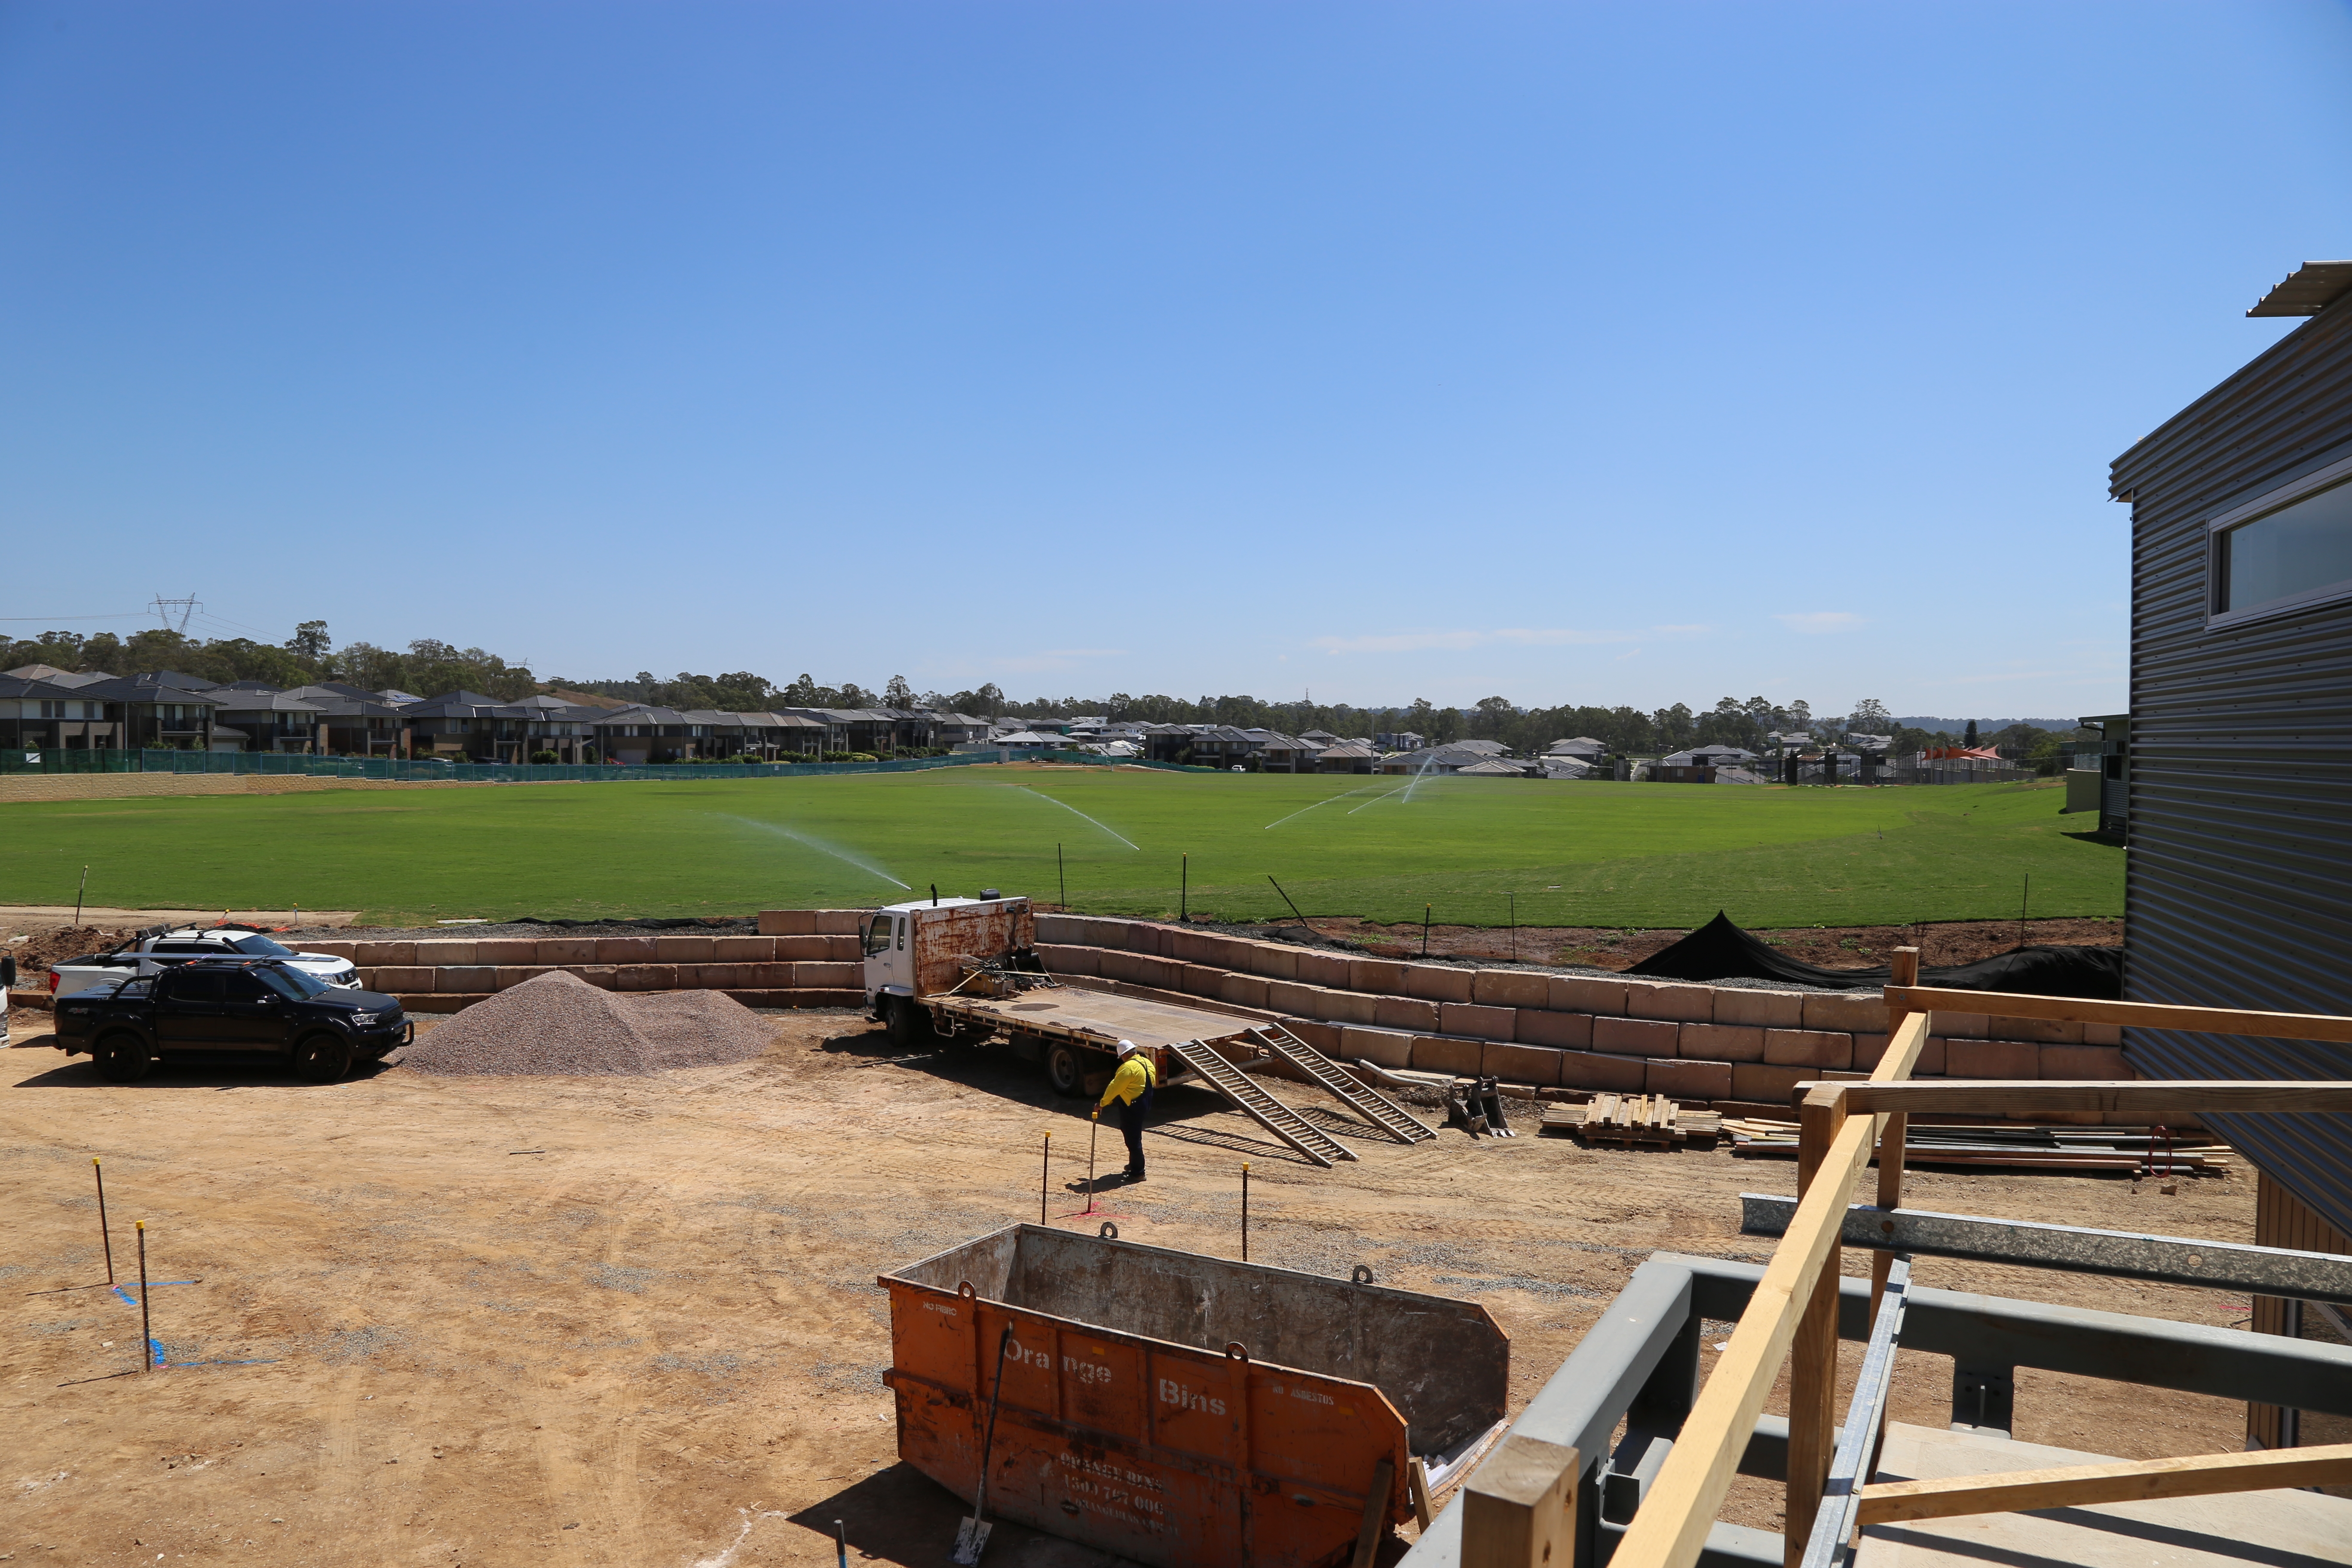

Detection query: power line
xmin=148 ymin=594 xmax=200 ymax=633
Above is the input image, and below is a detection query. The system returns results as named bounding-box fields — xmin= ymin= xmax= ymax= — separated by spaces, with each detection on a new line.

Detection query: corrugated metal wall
xmin=2248 ymin=1171 xmax=2352 ymax=1450
xmin=2108 ymin=294 xmax=2352 ymax=1239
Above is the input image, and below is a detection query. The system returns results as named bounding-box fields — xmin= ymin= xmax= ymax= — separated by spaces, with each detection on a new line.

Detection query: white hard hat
xmin=1116 ymin=1038 xmax=1140 ymax=1055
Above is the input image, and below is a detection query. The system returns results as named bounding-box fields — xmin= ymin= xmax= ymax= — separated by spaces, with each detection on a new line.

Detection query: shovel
xmin=952 ymin=1325 xmax=1015 ymax=1565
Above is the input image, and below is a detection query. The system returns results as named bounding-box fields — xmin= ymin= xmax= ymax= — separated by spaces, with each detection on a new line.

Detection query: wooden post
xmin=1785 ymin=1089 xmax=1849 ymax=1563
xmin=1871 ymin=946 xmax=1920 ymax=1317
xmin=1350 ymin=1455 xmax=1396 ymax=1568
xmin=1463 ymin=1436 xmax=1579 ymax=1568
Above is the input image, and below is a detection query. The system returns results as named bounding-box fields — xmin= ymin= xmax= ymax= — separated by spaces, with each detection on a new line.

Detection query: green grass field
xmin=0 ymin=768 xmax=2120 ymax=929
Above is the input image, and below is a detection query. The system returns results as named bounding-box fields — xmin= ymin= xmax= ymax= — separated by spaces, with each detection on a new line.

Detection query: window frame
xmin=2205 ymin=450 xmax=2352 ymax=629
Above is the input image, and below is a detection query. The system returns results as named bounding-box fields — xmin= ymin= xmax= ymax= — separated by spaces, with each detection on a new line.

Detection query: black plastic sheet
xmin=1626 ymin=911 xmax=2123 ymax=998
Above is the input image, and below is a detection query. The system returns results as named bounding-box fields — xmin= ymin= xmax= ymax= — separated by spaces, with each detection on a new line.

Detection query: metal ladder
xmin=1163 ymin=1038 xmax=1355 ymax=1169
xmin=1246 ymin=1025 xmax=1436 ymax=1145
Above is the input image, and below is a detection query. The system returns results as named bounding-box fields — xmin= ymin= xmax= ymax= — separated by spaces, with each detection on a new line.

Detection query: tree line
xmin=3 ymin=623 xmax=2082 ymax=759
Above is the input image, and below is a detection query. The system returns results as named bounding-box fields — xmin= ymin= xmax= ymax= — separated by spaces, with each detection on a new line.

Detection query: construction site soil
xmin=3 ymin=996 xmax=2254 ymax=1567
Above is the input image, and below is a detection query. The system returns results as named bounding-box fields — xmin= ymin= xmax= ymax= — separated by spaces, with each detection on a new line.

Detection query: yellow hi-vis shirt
xmin=1098 ymin=1053 xmax=1157 ymax=1109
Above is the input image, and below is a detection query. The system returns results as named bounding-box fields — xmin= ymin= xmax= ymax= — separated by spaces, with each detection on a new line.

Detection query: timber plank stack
xmin=1543 ymin=1093 xmax=1723 ymax=1149
xmin=1724 ymin=1118 xmax=2233 ymax=1176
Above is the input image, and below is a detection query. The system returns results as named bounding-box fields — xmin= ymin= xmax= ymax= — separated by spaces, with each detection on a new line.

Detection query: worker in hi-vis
xmin=1095 ymin=1038 xmax=1158 ymax=1184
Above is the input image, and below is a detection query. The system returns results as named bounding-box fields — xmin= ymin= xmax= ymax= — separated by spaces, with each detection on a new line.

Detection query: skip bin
xmin=882 ymin=1224 xmax=1509 ymax=1568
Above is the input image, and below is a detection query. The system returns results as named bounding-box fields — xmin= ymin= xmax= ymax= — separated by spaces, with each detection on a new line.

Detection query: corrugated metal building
xmin=2107 ymin=261 xmax=2352 ymax=1444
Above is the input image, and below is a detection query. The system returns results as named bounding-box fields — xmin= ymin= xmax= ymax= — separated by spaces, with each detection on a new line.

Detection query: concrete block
xmin=1550 ymin=976 xmax=1627 ymax=1016
xmin=427 ymin=965 xmax=488 ymax=993
xmin=1990 ymin=1015 xmax=2085 ymax=1045
xmin=2084 ymin=1022 xmax=2123 ymax=1047
xmin=751 ymin=962 xmax=795 ymax=988
xmin=564 ymin=965 xmax=619 ymax=990
xmin=821 ymin=935 xmax=864 ymax=960
xmin=535 ymin=937 xmax=598 ymax=965
xmin=476 ymin=938 xmax=538 ymax=965
xmin=1294 ymin=951 xmax=1353 ymax=989
xmin=1404 ymin=964 xmax=1475 ymax=1003
xmin=1713 ymin=989 xmax=1804 ymax=1029
xmin=1374 ymin=995 xmax=1441 ymax=1034
xmin=1279 ymin=1017 xmax=1343 ymax=1053
xmin=1122 ymin=922 xmax=1168 ymax=955
xmin=355 ymin=940 xmax=415 ymax=966
xmin=373 ymin=965 xmax=431 ymax=992
xmin=1802 ymin=992 xmax=1887 ymax=1032
xmin=1557 ymin=1049 xmax=1649 ymax=1093
xmin=615 ymin=965 xmax=674 ymax=992
xmin=1176 ymin=963 xmax=1225 ymax=998
xmin=1220 ymin=972 xmax=1271 ymax=1010
xmin=1917 ymin=1036 xmax=1948 ymax=1074
xmin=1167 ymin=929 xmax=1218 ymax=965
xmin=2040 ymin=1044 xmax=2130 ymax=1080
xmin=1473 ymin=970 xmax=1550 ymax=1009
xmin=797 ymin=961 xmax=859 ymax=988
xmin=759 ymin=910 xmax=816 ymax=936
xmin=1625 ymin=980 xmax=1714 ymax=1024
xmin=1731 ymin=1063 xmax=1813 ymax=1106
xmin=1514 ymin=1009 xmax=1593 ymax=1049
xmin=1592 ymin=1016 xmax=1680 ymax=1057
xmin=1037 ymin=943 xmax=1099 ymax=976
xmin=1437 ymin=1002 xmax=1515 ymax=1041
xmin=695 ymin=963 xmax=741 ymax=990
xmin=415 ymin=940 xmax=477 ymax=966
xmin=1945 ymin=1038 xmax=2040 ymax=1079
xmin=596 ymin=937 xmax=656 ymax=964
xmin=1483 ymin=1042 xmax=1564 ymax=1087
xmin=1315 ymin=989 xmax=1379 ymax=1026
xmin=1341 ymin=1026 xmax=1415 ymax=1069
xmin=1646 ymin=1057 xmax=1732 ymax=1100
xmin=769 ymin=935 xmax=828 ymax=961
xmin=713 ymin=936 xmax=775 ymax=961
xmin=493 ymin=966 xmax=554 ymax=990
xmin=1934 ymin=1011 xmax=1990 ymax=1039
xmin=1412 ymin=1035 xmax=1485 ymax=1076
xmin=1248 ymin=943 xmax=1299 ymax=981
xmin=1677 ymin=1023 xmax=1766 ymax=1063
xmin=1350 ymin=959 xmax=1409 ymax=995
xmin=1265 ymin=980 xmax=1319 ymax=1015
xmin=1764 ymin=1029 xmax=1853 ymax=1070
xmin=302 ymin=940 xmax=356 ymax=960
xmin=814 ymin=910 xmax=864 ymax=935
xmin=655 ymin=935 xmax=714 ymax=963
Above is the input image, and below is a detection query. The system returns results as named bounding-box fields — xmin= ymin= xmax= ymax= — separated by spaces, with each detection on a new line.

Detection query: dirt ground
xmin=1319 ymin=916 xmax=2125 ymax=972
xmin=3 ymin=1001 xmax=2253 ymax=1568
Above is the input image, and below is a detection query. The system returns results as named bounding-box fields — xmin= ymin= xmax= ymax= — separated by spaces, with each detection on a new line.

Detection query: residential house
xmin=1314 ymin=740 xmax=1379 ymax=774
xmin=0 ymin=672 xmax=126 ymax=752
xmin=1652 ymin=745 xmax=1762 ymax=783
xmin=281 ymin=684 xmax=411 ymax=755
xmin=203 ymin=689 xmax=329 ymax=753
xmin=1374 ymin=731 xmax=1425 ymax=751
xmin=1545 ymin=737 xmax=1608 ymax=760
xmin=1455 ymin=758 xmax=1535 ymax=779
xmin=70 ymin=673 xmax=223 ymax=750
xmin=1377 ymin=741 xmax=1510 ymax=776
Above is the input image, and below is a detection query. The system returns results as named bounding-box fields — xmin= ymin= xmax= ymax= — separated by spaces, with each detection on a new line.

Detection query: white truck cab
xmin=861 ymin=893 xmax=1036 ymax=1035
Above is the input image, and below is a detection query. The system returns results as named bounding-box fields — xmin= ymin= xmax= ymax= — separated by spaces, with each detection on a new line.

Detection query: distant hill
xmin=1894 ymin=716 xmax=2079 ymax=733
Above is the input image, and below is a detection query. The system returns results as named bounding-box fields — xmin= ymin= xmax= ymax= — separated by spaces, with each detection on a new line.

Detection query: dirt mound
xmin=395 ymin=970 xmax=775 ymax=1077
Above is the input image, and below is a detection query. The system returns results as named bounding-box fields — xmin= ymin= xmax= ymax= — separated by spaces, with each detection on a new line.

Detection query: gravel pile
xmin=397 ymin=970 xmax=775 ymax=1077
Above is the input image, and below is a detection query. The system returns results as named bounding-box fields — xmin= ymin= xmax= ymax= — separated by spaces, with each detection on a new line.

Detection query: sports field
xmin=0 ymin=766 xmax=2119 ymax=928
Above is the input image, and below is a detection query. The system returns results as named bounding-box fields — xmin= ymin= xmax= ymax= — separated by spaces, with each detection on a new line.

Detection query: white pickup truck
xmin=49 ymin=924 xmax=362 ymax=1000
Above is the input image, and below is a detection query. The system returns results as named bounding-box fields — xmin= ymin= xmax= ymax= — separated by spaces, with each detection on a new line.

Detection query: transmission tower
xmin=149 ymin=594 xmax=201 ymax=633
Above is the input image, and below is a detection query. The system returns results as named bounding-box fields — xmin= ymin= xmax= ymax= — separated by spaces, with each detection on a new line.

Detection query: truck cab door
xmin=861 ymin=910 xmax=910 ymax=995
xmin=220 ymin=971 xmax=289 ymax=1049
xmin=153 ymin=971 xmax=224 ymax=1049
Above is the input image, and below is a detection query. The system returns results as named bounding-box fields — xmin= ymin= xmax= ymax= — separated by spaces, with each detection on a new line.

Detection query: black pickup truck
xmin=55 ymin=957 xmax=410 ymax=1084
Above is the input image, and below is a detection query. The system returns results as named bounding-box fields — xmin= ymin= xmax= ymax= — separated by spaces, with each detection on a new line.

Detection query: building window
xmin=2209 ymin=457 xmax=2352 ymax=625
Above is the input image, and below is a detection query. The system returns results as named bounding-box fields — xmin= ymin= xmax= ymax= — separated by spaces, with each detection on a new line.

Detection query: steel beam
xmin=1740 ymin=1193 xmax=2352 ymax=1307
xmin=1798 ymin=1258 xmax=1908 ymax=1568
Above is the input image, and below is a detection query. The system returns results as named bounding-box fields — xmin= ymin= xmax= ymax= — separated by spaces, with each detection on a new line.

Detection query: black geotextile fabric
xmin=1626 ymin=912 xmax=2125 ymax=998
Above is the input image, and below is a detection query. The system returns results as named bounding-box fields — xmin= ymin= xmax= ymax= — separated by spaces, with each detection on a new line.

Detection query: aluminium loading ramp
xmin=1163 ymin=1038 xmax=1356 ymax=1169
xmin=1245 ymin=1024 xmax=1436 ymax=1146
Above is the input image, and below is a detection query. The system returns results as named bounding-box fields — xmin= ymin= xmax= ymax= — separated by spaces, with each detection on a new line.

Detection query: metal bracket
xmin=1951 ymin=1364 xmax=2014 ymax=1437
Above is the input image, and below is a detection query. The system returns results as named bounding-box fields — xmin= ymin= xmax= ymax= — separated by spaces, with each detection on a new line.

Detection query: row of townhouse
xmin=0 ymin=665 xmax=999 ymax=763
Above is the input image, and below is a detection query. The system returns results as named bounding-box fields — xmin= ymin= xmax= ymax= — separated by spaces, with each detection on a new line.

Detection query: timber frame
xmin=1399 ymin=949 xmax=2352 ymax=1568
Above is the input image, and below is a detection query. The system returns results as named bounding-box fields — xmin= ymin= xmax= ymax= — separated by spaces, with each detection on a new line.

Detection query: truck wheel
xmin=885 ymin=996 xmax=934 ymax=1046
xmin=93 ymin=1033 xmax=152 ymax=1084
xmin=1044 ymin=1041 xmax=1087 ymax=1098
xmin=294 ymin=1032 xmax=353 ymax=1084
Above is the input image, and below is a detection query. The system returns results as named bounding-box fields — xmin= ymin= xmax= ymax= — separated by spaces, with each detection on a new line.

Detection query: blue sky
xmin=3 ymin=2 xmax=2347 ymax=717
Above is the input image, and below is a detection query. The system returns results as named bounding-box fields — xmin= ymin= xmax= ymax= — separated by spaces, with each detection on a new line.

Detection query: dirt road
xmin=2 ymin=1004 xmax=2254 ymax=1566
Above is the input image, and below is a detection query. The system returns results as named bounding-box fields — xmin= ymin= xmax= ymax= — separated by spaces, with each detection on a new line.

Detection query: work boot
xmin=1123 ymin=1168 xmax=1145 ymax=1184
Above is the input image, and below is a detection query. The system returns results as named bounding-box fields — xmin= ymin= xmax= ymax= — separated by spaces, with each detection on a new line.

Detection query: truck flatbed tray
xmin=943 ymin=987 xmax=1258 ymax=1049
